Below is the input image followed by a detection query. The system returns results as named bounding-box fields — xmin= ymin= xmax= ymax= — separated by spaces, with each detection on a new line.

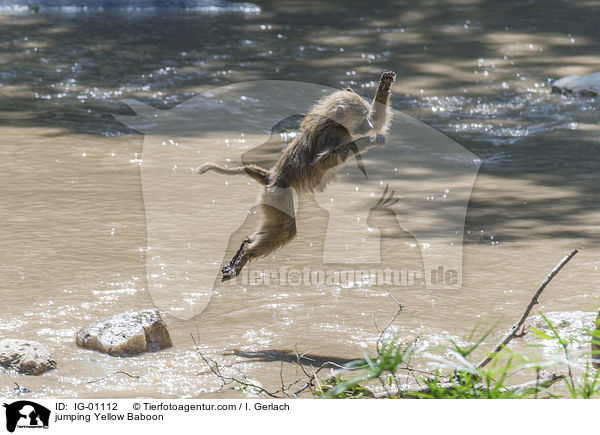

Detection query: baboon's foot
xmin=221 ymin=265 xmax=237 ymax=282
xmin=379 ymin=71 xmax=396 ymax=91
xmin=221 ymin=238 xmax=250 ymax=282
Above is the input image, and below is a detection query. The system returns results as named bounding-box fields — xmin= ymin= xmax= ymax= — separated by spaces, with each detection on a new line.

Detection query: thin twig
xmin=192 ymin=331 xmax=286 ymax=398
xmin=13 ymin=383 xmax=30 ymax=394
xmin=476 ymin=249 xmax=579 ymax=369
xmin=85 ymin=371 xmax=140 ymax=384
xmin=375 ymin=294 xmax=404 ymax=354
xmin=290 ymin=348 xmax=353 ymax=396
xmin=197 ymin=349 xmax=284 ymax=398
xmin=279 ymin=362 xmax=288 ymax=397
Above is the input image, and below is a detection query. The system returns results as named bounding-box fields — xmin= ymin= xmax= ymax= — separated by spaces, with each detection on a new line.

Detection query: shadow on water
xmin=224 ymin=348 xmax=357 ymax=368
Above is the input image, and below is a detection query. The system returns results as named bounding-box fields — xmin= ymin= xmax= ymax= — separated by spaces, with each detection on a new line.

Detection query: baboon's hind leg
xmin=221 ymin=238 xmax=251 ymax=282
xmin=220 ymin=205 xmax=296 ymax=282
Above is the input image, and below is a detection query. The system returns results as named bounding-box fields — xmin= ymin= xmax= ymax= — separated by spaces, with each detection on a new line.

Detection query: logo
xmin=114 ymin=80 xmax=481 ymax=319
xmin=3 ymin=401 xmax=50 ymax=432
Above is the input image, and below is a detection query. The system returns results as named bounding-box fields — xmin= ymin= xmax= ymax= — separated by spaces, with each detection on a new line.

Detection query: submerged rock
xmin=528 ymin=311 xmax=600 ymax=371
xmin=551 ymin=72 xmax=600 ymax=96
xmin=75 ymin=308 xmax=173 ymax=356
xmin=529 ymin=310 xmax=594 ymax=331
xmin=0 ymin=339 xmax=56 ymax=375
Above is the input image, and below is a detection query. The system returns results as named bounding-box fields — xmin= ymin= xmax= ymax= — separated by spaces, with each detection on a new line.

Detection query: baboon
xmin=199 ymin=71 xmax=396 ymax=281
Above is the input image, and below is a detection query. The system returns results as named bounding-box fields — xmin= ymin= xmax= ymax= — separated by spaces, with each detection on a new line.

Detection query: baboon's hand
xmin=379 ymin=71 xmax=396 ymax=91
xmin=375 ymin=133 xmax=386 ymax=146
xmin=355 ymin=136 xmax=372 ymax=147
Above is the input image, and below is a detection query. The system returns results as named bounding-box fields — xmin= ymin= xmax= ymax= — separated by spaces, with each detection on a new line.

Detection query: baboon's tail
xmin=197 ymin=163 xmax=271 ymax=185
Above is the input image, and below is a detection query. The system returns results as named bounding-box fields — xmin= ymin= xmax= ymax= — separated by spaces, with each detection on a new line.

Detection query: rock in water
xmin=75 ymin=309 xmax=173 ymax=356
xmin=0 ymin=339 xmax=57 ymax=375
xmin=551 ymin=72 xmax=600 ymax=96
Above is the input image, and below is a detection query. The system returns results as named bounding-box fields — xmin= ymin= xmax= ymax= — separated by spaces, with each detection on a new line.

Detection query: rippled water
xmin=0 ymin=0 xmax=599 ymax=397
xmin=0 ymin=0 xmax=261 ymax=12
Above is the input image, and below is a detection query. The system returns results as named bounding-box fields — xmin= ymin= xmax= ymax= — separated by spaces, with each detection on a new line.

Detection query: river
xmin=0 ymin=0 xmax=599 ymax=397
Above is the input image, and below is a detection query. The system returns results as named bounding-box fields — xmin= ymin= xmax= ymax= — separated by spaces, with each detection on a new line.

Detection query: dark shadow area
xmin=224 ymin=348 xmax=357 ymax=368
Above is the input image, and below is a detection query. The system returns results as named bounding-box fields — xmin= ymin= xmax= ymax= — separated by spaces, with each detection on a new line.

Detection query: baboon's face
xmin=340 ymin=104 xmax=373 ymax=137
xmin=324 ymin=90 xmax=374 ymax=137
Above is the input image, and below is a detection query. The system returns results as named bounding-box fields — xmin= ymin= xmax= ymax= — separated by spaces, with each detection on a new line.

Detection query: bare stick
xmin=390 ymin=371 xmax=562 ymax=398
xmin=373 ymin=294 xmax=404 ymax=354
xmin=192 ymin=331 xmax=288 ymax=398
xmin=197 ymin=350 xmax=284 ymax=398
xmin=85 ymin=371 xmax=140 ymax=384
xmin=476 ymin=249 xmax=579 ymax=369
xmin=503 ymin=372 xmax=562 ymax=394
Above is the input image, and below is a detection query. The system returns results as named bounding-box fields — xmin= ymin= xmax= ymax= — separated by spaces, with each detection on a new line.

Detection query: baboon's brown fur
xmin=199 ymin=72 xmax=396 ymax=280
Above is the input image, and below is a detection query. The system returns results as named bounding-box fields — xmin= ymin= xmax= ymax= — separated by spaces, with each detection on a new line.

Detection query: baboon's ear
xmin=335 ymin=105 xmax=344 ymax=116
xmin=346 ymin=87 xmax=357 ymax=93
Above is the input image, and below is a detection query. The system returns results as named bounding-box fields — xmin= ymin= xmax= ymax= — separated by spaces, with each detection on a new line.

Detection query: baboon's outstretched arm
xmin=317 ymin=134 xmax=384 ymax=167
xmin=371 ymin=71 xmax=395 ymax=132
xmin=315 ymin=134 xmax=384 ymax=179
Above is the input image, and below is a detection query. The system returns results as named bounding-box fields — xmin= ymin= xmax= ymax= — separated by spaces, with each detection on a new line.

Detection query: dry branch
xmin=85 ymin=371 xmax=140 ymax=384
xmin=476 ymin=249 xmax=579 ymax=369
xmin=386 ymin=371 xmax=562 ymax=398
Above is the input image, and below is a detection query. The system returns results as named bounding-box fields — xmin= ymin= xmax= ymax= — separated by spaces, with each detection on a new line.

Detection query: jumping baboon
xmin=199 ymin=71 xmax=396 ymax=281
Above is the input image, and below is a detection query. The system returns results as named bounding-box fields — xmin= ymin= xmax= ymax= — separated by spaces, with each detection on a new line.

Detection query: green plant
xmin=312 ymin=312 xmax=600 ymax=399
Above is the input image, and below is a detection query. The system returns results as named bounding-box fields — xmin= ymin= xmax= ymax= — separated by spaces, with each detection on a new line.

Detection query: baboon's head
xmin=311 ymin=89 xmax=373 ymax=137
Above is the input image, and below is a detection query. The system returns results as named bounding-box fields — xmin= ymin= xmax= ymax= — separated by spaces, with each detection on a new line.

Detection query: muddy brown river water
xmin=0 ymin=0 xmax=599 ymax=397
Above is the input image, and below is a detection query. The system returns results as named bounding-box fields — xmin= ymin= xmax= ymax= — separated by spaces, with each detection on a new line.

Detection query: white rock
xmin=75 ymin=308 xmax=172 ymax=356
xmin=0 ymin=339 xmax=56 ymax=375
xmin=552 ymin=72 xmax=600 ymax=96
